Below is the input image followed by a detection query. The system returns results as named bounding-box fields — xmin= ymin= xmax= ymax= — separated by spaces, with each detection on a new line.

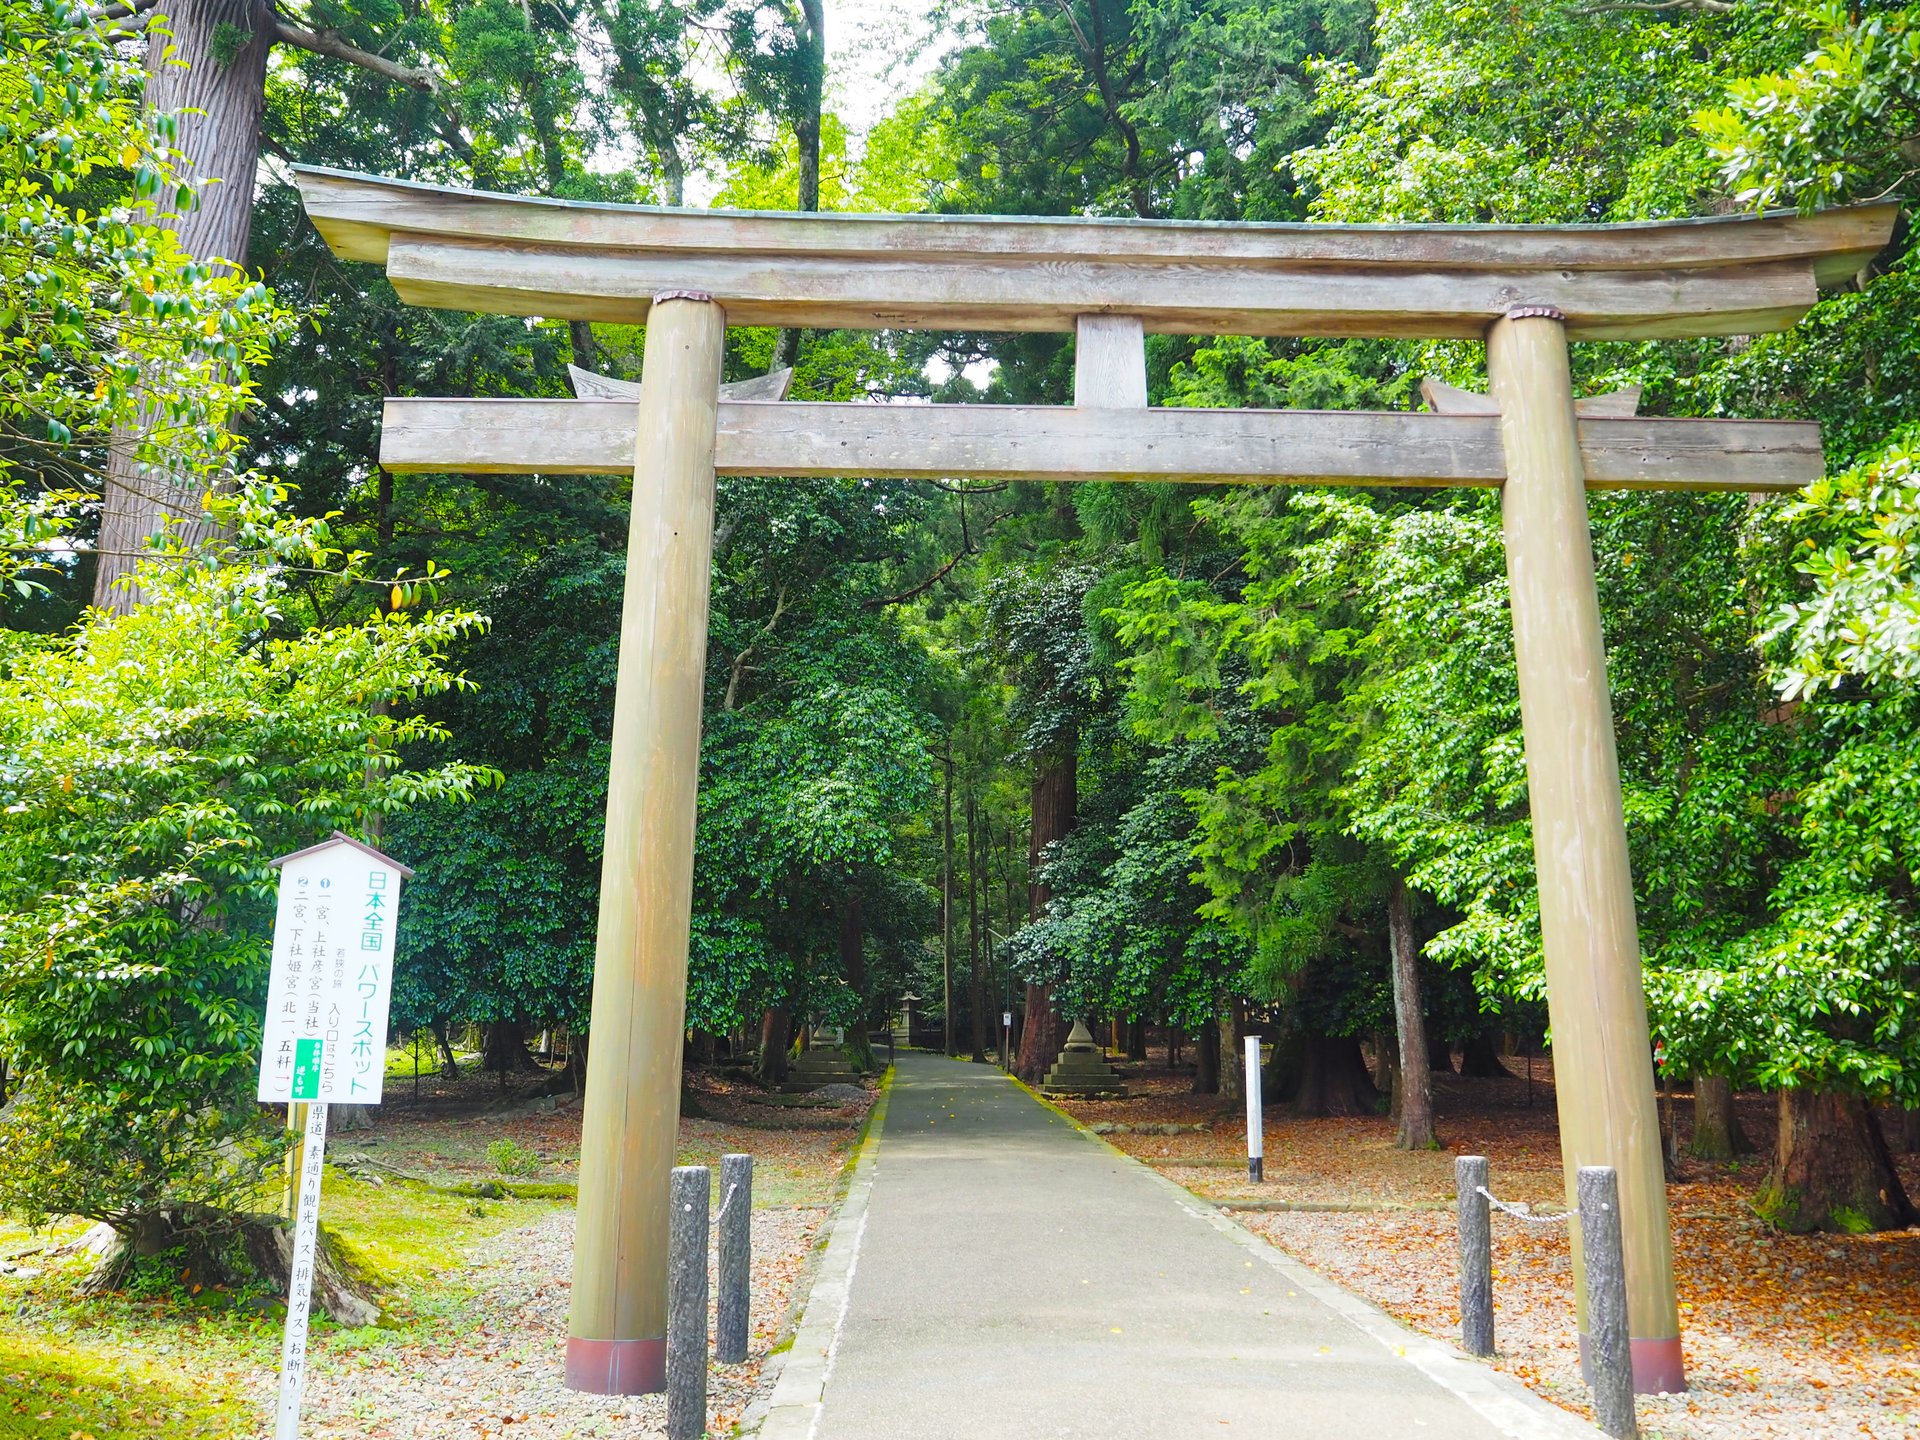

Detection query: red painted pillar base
xmin=565 ymin=1336 xmax=666 ymax=1394
xmin=1579 ymin=1332 xmax=1687 ymax=1394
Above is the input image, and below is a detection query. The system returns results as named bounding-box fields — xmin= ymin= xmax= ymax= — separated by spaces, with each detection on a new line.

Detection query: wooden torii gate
xmin=294 ymin=166 xmax=1895 ymax=1398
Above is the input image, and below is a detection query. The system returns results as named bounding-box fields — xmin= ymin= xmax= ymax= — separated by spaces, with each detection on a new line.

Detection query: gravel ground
xmin=1243 ymin=1206 xmax=1919 ymax=1440
xmin=1054 ymin=1057 xmax=1920 ymax=1440
xmin=298 ymin=1204 xmax=827 ymax=1440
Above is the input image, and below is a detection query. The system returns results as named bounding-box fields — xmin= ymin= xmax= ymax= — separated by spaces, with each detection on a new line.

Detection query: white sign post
xmin=257 ymin=831 xmax=412 ymax=1440
xmin=1244 ymin=1034 xmax=1264 ymax=1183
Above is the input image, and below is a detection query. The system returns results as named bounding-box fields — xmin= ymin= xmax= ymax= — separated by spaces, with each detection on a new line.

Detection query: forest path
xmin=776 ymin=1051 xmax=1599 ymax=1440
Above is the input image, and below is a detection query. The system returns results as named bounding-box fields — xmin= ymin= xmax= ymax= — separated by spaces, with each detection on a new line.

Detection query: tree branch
xmin=723 ymin=585 xmax=788 ymax=712
xmin=273 ymin=20 xmax=442 ymax=93
xmin=865 ymin=510 xmax=1009 ymax=610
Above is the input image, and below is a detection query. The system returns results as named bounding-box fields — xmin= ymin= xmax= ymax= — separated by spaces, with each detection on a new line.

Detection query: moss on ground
xmin=0 ymin=1171 xmax=568 ymax=1433
xmin=0 ymin=1331 xmax=255 ymax=1439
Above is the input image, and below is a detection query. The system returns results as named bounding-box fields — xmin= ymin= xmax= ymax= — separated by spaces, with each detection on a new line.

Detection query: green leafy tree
xmin=0 ymin=482 xmax=494 ymax=1248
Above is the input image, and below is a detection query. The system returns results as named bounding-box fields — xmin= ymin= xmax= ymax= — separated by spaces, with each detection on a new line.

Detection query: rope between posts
xmin=712 ymin=1181 xmax=740 ymax=1228
xmin=1476 ymin=1185 xmax=1574 ymax=1225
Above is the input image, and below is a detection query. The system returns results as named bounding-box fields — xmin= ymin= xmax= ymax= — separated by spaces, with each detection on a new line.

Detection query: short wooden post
xmin=1486 ymin=307 xmax=1683 ymax=1394
xmin=716 ymin=1153 xmax=753 ymax=1364
xmin=667 ymin=1165 xmax=710 ymax=1440
xmin=1455 ymin=1155 xmax=1494 ymax=1357
xmin=1579 ymin=1166 xmax=1639 ymax=1438
xmin=566 ymin=293 xmax=726 ymax=1395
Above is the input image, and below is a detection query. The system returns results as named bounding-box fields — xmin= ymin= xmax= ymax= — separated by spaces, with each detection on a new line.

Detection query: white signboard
xmin=258 ymin=832 xmax=412 ymax=1440
xmin=257 ymin=832 xmax=411 ymax=1106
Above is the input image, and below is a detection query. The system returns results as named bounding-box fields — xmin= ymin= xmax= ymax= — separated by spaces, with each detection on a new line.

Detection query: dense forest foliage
xmin=2 ymin=0 xmax=1918 ymax=1241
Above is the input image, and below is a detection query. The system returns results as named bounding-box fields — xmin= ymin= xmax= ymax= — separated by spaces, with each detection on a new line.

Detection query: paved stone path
xmin=774 ymin=1051 xmax=1597 ymax=1440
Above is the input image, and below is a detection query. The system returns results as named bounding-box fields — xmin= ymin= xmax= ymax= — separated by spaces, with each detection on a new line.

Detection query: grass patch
xmin=0 ymin=1330 xmax=254 ymax=1439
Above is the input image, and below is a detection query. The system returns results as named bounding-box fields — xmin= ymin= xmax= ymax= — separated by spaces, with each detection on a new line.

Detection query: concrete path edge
xmin=1013 ymin=1074 xmax=1609 ymax=1440
xmin=741 ymin=1064 xmax=894 ymax=1440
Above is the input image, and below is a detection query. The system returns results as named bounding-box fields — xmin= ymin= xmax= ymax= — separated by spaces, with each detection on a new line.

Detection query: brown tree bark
xmin=1192 ymin=1016 xmax=1220 ymax=1095
xmin=1688 ymin=1073 xmax=1750 ymax=1161
xmin=941 ymin=741 xmax=956 ymax=1057
xmin=1217 ymin=1001 xmax=1244 ymax=1103
xmin=1014 ymin=743 xmax=1075 ymax=1082
xmin=755 ymin=1007 xmax=792 ymax=1087
xmin=767 ymin=0 xmax=824 ymax=373
xmin=1291 ymin=1034 xmax=1381 ymax=1117
xmin=839 ymin=895 xmax=867 ymax=1065
xmin=95 ymin=0 xmax=276 ymax=610
xmin=966 ymin=790 xmax=987 ymax=1063
xmin=1884 ymin=1106 xmax=1920 ymax=1154
xmin=429 ymin=1020 xmax=460 ymax=1078
xmin=1756 ymin=1089 xmax=1916 ymax=1233
xmin=1386 ymin=877 xmax=1436 ymax=1149
xmin=1457 ymin=1031 xmax=1510 ymax=1078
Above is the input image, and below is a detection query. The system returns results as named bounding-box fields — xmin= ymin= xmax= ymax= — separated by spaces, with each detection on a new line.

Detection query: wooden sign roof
xmin=294 ymin=167 xmax=1896 ymax=341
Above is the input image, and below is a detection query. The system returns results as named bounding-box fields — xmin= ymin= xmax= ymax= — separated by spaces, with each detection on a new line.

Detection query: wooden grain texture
xmin=383 ymin=234 xmax=1819 ymax=339
xmin=289 ymin=166 xmax=1896 ymax=341
xmin=1075 ymin=315 xmax=1148 ymax=408
xmin=296 ymin=165 xmax=1893 ymax=285
xmin=380 ymin=397 xmax=1822 ymax=491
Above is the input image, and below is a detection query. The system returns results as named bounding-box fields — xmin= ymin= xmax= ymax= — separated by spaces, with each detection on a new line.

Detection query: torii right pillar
xmin=1487 ymin=305 xmax=1684 ymax=1393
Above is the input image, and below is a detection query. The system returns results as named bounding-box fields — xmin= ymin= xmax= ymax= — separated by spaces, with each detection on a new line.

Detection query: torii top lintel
xmin=294 ymin=166 xmax=1896 ymax=342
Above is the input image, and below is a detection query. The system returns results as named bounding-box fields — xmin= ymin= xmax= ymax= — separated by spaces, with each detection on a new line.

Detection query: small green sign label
xmin=292 ymin=1039 xmax=324 ymax=1100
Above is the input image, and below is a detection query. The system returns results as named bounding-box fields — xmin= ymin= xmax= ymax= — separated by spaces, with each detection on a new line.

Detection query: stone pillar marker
xmin=666 ymin=1165 xmax=711 ymax=1440
xmin=716 ymin=1152 xmax=753 ymax=1365
xmin=1455 ymin=1155 xmax=1494 ymax=1357
xmin=566 ymin=293 xmax=726 ymax=1395
xmin=1486 ymin=307 xmax=1682 ymax=1393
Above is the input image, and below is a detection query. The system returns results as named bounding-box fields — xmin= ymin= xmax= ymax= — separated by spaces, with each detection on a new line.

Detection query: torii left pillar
xmin=567 ymin=292 xmax=725 ymax=1393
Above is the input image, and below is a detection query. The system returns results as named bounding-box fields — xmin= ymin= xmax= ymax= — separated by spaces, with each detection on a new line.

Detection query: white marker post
xmin=1244 ymin=1034 xmax=1264 ymax=1183
xmin=257 ymin=831 xmax=413 ymax=1440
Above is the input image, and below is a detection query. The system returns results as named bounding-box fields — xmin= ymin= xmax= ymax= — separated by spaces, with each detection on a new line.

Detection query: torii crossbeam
xmin=294 ymin=164 xmax=1898 ymax=1399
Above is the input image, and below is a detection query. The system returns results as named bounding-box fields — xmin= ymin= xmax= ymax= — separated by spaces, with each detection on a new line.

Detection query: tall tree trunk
xmin=1126 ymin=1019 xmax=1146 ymax=1061
xmin=1192 ymin=1016 xmax=1220 ymax=1095
xmin=1217 ymin=1002 xmax=1243 ymax=1102
xmin=755 ymin=1007 xmax=791 ymax=1087
xmin=1689 ymin=1074 xmax=1750 ymax=1161
xmin=1426 ymin=1019 xmax=1456 ymax=1072
xmin=767 ymin=0 xmax=824 ymax=373
xmin=1757 ymin=1089 xmax=1916 ymax=1233
xmin=1885 ymin=1107 xmax=1920 ymax=1155
xmin=966 ymin=791 xmax=987 ymax=1063
xmin=1386 ymin=877 xmax=1436 ymax=1149
xmin=1457 ymin=1031 xmax=1509 ymax=1078
xmin=1292 ymin=1034 xmax=1380 ymax=1117
xmin=839 ymin=895 xmax=867 ymax=1065
xmin=1005 ymin=824 xmax=1020 ymax=935
xmin=941 ymin=742 xmax=956 ymax=1057
xmin=1014 ymin=741 xmax=1075 ymax=1082
xmin=96 ymin=0 xmax=275 ymax=610
xmin=430 ymin=1019 xmax=459 ymax=1078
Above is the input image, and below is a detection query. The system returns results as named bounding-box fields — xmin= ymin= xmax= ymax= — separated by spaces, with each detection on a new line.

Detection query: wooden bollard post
xmin=667 ymin=1165 xmax=710 ymax=1440
xmin=566 ymin=294 xmax=725 ymax=1394
xmin=1487 ymin=307 xmax=1683 ymax=1393
xmin=716 ymin=1153 xmax=753 ymax=1364
xmin=1456 ymin=1155 xmax=1494 ymax=1357
xmin=1579 ymin=1166 xmax=1638 ymax=1438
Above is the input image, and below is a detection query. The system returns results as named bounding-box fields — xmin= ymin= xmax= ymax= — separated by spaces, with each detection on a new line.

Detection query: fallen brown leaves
xmin=1056 ymin=1058 xmax=1920 ymax=1440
